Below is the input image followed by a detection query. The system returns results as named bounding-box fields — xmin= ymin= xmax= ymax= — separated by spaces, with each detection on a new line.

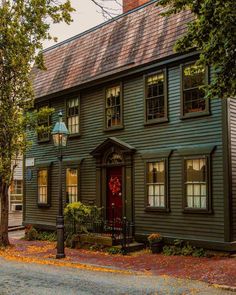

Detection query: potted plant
xmin=148 ymin=233 xmax=164 ymax=254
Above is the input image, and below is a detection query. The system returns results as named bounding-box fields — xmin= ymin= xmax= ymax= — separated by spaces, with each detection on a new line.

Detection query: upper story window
xmin=146 ymin=161 xmax=166 ymax=208
xmin=37 ymin=105 xmax=50 ymax=142
xmin=184 ymin=157 xmax=208 ymax=210
xmin=37 ymin=168 xmax=49 ymax=205
xmin=67 ymin=98 xmax=80 ymax=134
xmin=145 ymin=71 xmax=167 ymax=124
xmin=182 ymin=63 xmax=208 ymax=117
xmin=66 ymin=168 xmax=78 ymax=203
xmin=105 ymin=85 xmax=122 ymax=129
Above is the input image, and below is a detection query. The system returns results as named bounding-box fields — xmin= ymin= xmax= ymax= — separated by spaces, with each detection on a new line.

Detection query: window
xmin=105 ymin=85 xmax=122 ymax=129
xmin=37 ymin=105 xmax=50 ymax=142
xmin=10 ymin=180 xmax=23 ymax=211
xmin=182 ymin=63 xmax=208 ymax=117
xmin=10 ymin=180 xmax=23 ymax=195
xmin=145 ymin=71 xmax=167 ymax=123
xmin=38 ymin=169 xmax=48 ymax=205
xmin=184 ymin=157 xmax=208 ymax=210
xmin=67 ymin=98 xmax=80 ymax=134
xmin=146 ymin=161 xmax=166 ymax=208
xmin=66 ymin=168 xmax=78 ymax=203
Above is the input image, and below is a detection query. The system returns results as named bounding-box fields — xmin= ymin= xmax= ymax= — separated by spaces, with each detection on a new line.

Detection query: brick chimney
xmin=123 ymin=0 xmax=151 ymax=13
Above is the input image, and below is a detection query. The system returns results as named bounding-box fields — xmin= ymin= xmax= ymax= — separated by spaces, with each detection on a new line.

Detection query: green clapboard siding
xmin=25 ymin=62 xmax=226 ymax=243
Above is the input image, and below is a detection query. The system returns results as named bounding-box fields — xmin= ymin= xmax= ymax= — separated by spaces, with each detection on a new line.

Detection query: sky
xmin=44 ymin=0 xmax=122 ymax=49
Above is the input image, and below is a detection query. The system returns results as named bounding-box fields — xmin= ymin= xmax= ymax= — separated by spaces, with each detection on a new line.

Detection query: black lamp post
xmin=52 ymin=111 xmax=69 ymax=259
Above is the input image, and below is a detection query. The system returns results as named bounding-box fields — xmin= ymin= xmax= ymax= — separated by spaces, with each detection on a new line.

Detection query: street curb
xmin=0 ymin=252 xmax=143 ymax=276
xmin=212 ymin=284 xmax=236 ymax=292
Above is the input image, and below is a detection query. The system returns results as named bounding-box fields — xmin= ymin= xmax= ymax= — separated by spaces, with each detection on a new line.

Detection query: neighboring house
xmin=24 ymin=0 xmax=236 ymax=251
xmin=0 ymin=157 xmax=23 ymax=228
xmin=9 ymin=157 xmax=23 ymax=227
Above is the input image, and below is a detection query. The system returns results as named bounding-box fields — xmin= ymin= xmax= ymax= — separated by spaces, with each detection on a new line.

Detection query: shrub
xmin=37 ymin=231 xmax=57 ymax=242
xmin=64 ymin=202 xmax=102 ymax=234
xmin=106 ymin=247 xmax=122 ymax=255
xmin=24 ymin=225 xmax=38 ymax=241
xmin=162 ymin=239 xmax=206 ymax=257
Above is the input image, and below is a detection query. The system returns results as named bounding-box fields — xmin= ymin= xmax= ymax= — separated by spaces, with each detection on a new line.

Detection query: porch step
xmin=115 ymin=242 xmax=145 ymax=253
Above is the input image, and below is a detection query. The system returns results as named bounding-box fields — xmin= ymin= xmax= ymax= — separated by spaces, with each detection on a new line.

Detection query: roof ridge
xmin=43 ymin=0 xmax=159 ymax=53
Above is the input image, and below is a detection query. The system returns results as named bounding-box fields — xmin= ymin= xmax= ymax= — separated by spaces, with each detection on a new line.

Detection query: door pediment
xmin=90 ymin=137 xmax=136 ymax=158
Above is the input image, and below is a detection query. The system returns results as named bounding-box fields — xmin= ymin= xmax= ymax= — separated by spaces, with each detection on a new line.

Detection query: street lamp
xmin=52 ymin=111 xmax=69 ymax=259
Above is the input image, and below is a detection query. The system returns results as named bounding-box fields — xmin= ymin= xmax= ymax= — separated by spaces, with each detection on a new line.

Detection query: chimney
xmin=123 ymin=0 xmax=151 ymax=13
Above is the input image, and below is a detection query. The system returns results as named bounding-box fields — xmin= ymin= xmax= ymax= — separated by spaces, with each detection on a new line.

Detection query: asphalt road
xmin=0 ymin=257 xmax=231 ymax=295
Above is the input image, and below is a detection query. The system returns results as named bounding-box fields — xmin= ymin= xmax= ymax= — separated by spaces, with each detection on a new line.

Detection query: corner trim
xmin=222 ymin=98 xmax=232 ymax=242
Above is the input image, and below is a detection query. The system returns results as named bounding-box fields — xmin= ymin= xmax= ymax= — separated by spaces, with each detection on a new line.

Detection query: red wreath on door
xmin=109 ymin=176 xmax=121 ymax=195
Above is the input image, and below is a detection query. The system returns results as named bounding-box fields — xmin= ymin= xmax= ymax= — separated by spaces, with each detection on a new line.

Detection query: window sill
xmin=37 ymin=138 xmax=50 ymax=144
xmin=180 ymin=111 xmax=210 ymax=120
xmin=68 ymin=133 xmax=81 ymax=139
xmin=144 ymin=118 xmax=169 ymax=126
xmin=103 ymin=126 xmax=124 ymax=132
xmin=183 ymin=208 xmax=212 ymax=214
xmin=145 ymin=207 xmax=170 ymax=213
xmin=37 ymin=203 xmax=51 ymax=208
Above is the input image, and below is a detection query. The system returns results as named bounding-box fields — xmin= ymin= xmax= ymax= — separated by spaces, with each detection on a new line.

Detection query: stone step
xmin=114 ymin=242 xmax=145 ymax=253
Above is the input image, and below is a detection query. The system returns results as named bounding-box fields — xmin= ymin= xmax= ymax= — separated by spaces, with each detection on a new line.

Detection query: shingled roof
xmin=33 ymin=1 xmax=192 ymax=99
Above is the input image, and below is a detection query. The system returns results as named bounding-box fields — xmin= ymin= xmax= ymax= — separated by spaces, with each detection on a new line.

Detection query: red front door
xmin=107 ymin=166 xmax=122 ymax=222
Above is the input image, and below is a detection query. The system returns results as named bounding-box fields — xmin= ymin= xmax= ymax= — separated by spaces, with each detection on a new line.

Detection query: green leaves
xmin=160 ymin=0 xmax=236 ymax=99
xmin=0 ymin=0 xmax=74 ymax=181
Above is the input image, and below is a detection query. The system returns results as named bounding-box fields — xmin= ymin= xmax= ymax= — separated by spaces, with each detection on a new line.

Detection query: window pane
xmin=147 ymin=161 xmax=165 ymax=208
xmin=38 ymin=169 xmax=48 ymax=204
xmin=105 ymin=86 xmax=121 ymax=128
xmin=66 ymin=168 xmax=78 ymax=203
xmin=201 ymin=196 xmax=206 ymax=208
xmin=146 ymin=73 xmax=165 ymax=121
xmin=67 ymin=98 xmax=79 ymax=134
xmin=183 ymin=64 xmax=205 ymax=89
xmin=185 ymin=158 xmax=207 ymax=209
xmin=11 ymin=180 xmax=23 ymax=195
xmin=39 ymin=169 xmax=47 ymax=185
xmin=183 ymin=64 xmax=206 ymax=114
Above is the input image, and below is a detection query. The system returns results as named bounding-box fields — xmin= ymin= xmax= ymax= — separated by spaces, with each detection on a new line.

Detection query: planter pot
xmin=150 ymin=241 xmax=163 ymax=254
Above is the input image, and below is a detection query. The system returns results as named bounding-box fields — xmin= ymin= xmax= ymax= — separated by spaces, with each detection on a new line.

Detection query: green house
xmin=24 ymin=0 xmax=236 ymax=251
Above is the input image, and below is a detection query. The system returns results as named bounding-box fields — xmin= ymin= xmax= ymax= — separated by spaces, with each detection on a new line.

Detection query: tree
xmin=0 ymin=0 xmax=74 ymax=246
xmin=159 ymin=0 xmax=236 ymax=99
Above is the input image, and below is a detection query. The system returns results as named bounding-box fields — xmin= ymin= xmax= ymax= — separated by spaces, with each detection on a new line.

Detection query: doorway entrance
xmin=107 ymin=166 xmax=122 ymax=222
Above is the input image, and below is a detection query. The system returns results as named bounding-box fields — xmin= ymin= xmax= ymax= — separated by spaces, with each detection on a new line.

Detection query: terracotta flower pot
xmin=150 ymin=241 xmax=163 ymax=254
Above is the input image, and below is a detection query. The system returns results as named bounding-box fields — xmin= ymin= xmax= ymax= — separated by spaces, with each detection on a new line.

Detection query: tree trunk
xmin=0 ymin=181 xmax=10 ymax=246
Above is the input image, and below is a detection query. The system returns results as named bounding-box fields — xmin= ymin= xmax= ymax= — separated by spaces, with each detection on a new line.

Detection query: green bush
xmin=162 ymin=240 xmax=206 ymax=257
xmin=24 ymin=225 xmax=57 ymax=242
xmin=64 ymin=202 xmax=102 ymax=234
xmin=106 ymin=247 xmax=122 ymax=255
xmin=37 ymin=231 xmax=57 ymax=242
